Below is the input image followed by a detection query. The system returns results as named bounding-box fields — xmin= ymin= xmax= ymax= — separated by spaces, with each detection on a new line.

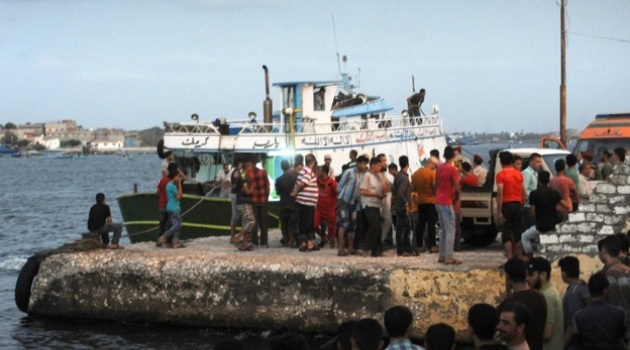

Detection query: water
xmin=0 ymin=154 xmax=336 ymax=349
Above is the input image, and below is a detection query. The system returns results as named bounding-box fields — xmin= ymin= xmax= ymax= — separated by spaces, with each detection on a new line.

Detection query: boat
xmin=0 ymin=144 xmax=19 ymax=157
xmin=118 ymin=65 xmax=448 ymax=243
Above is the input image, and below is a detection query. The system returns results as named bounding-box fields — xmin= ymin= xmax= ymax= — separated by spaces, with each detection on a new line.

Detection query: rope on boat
xmin=121 ymin=189 xmax=217 ymax=239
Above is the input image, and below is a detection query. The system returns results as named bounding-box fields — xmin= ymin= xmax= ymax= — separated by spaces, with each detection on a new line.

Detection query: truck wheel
xmin=463 ymin=227 xmax=499 ymax=247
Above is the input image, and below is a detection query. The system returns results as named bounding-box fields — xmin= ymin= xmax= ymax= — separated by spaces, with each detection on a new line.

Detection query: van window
xmin=542 ymin=154 xmax=569 ymax=176
xmin=574 ymin=139 xmax=630 ymax=163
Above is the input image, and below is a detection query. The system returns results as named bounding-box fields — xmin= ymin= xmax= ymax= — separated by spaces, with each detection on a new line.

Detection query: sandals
xmin=443 ymin=258 xmax=462 ymax=265
xmin=171 ymin=243 xmax=185 ymax=249
xmin=238 ymin=245 xmax=253 ymax=251
xmin=107 ymin=244 xmax=124 ymax=250
xmin=337 ymin=249 xmax=349 ymax=257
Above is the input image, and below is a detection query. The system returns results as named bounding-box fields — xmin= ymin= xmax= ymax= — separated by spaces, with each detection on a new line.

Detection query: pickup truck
xmin=460 ymin=147 xmax=570 ymax=246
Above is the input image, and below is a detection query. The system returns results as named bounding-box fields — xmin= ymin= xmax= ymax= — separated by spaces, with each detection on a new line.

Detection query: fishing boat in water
xmin=117 ymin=65 xmax=448 ymax=243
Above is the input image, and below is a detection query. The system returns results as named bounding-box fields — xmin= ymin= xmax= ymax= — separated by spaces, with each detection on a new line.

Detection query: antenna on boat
xmin=332 ymin=15 xmax=341 ymax=76
xmin=412 ymin=75 xmax=416 ymax=92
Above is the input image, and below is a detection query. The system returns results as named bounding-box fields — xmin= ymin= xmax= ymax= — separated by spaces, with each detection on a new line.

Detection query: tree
xmin=60 ymin=139 xmax=82 ymax=148
xmin=17 ymin=139 xmax=30 ymax=148
xmin=2 ymin=131 xmax=18 ymax=145
xmin=3 ymin=122 xmax=17 ymax=129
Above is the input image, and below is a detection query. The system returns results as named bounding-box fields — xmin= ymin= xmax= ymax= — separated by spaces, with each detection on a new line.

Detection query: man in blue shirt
xmin=158 ymin=167 xmax=183 ymax=248
xmin=336 ymin=155 xmax=368 ymax=256
xmin=384 ymin=305 xmax=424 ymax=350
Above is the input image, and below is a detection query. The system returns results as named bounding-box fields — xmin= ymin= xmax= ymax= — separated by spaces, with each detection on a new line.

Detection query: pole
xmin=560 ymin=0 xmax=567 ymax=146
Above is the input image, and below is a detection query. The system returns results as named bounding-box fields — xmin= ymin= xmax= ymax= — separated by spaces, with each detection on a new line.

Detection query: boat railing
xmin=164 ymin=123 xmax=221 ymax=134
xmin=164 ymin=114 xmax=442 ymax=136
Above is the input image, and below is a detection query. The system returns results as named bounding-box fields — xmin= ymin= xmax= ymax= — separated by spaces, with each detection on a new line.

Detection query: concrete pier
xmin=27 ymin=232 xmax=508 ymax=341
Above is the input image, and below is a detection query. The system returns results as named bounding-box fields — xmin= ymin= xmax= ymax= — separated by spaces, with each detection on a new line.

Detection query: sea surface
xmin=0 ymin=143 xmax=525 ymax=349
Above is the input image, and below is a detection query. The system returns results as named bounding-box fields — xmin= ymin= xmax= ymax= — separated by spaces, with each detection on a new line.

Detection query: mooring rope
xmin=121 ymin=186 xmax=220 ymax=239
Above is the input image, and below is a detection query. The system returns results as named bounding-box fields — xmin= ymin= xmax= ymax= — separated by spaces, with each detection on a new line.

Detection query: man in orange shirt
xmin=411 ymin=155 xmax=439 ymax=253
xmin=496 ymin=151 xmax=526 ymax=260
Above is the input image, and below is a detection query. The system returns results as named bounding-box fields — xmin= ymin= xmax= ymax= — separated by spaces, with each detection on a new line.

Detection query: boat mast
xmin=560 ymin=0 xmax=567 ymax=146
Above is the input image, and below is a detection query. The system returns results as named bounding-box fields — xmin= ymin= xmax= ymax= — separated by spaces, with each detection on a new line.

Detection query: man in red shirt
xmin=435 ymin=146 xmax=462 ymax=265
xmin=247 ymin=158 xmax=270 ymax=247
xmin=314 ymin=164 xmax=338 ymax=248
xmin=496 ymin=151 xmax=526 ymax=260
xmin=460 ymin=162 xmax=478 ymax=188
xmin=549 ymin=159 xmax=578 ymax=223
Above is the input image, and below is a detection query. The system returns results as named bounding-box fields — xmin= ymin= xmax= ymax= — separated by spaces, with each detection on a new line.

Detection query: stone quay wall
xmin=540 ymin=162 xmax=630 ymax=262
xmin=27 ymin=245 xmax=506 ymax=341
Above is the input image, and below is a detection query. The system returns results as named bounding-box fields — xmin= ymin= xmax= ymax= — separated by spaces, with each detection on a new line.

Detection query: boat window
xmin=282 ymin=86 xmax=295 ymax=109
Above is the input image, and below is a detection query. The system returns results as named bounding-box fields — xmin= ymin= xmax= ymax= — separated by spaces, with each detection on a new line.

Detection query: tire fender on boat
xmin=15 ymin=255 xmax=42 ymax=313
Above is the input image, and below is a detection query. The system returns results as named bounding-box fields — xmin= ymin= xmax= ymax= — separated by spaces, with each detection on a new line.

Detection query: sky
xmin=1 ymin=0 xmax=628 ymax=134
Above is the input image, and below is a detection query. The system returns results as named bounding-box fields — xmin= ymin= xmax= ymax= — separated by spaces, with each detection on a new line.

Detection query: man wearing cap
xmin=527 ymin=257 xmax=564 ymax=350
xmin=324 ymin=154 xmax=334 ymax=178
xmin=473 ymin=154 xmax=487 ymax=187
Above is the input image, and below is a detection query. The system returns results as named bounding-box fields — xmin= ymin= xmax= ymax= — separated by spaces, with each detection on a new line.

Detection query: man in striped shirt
xmin=291 ymin=153 xmax=319 ymax=252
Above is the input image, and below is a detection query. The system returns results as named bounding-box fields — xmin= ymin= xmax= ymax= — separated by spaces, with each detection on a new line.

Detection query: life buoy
xmin=15 ymin=255 xmax=41 ymax=313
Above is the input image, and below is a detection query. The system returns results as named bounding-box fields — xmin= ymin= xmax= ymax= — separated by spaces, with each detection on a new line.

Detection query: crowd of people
xmin=495 ymin=147 xmax=626 ymax=264
xmin=212 ymin=243 xmax=630 ymax=349
xmin=206 ymin=146 xmax=485 ymax=263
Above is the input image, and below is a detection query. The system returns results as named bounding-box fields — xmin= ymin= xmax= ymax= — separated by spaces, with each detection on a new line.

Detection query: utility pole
xmin=560 ymin=0 xmax=567 ymax=146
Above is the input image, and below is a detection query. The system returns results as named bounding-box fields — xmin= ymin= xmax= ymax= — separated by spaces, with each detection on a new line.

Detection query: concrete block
xmin=577 ymin=223 xmax=598 ymax=233
xmin=545 ymin=244 xmax=562 ymax=252
xmin=559 ymin=224 xmax=578 ymax=234
xmin=597 ymin=225 xmax=614 ymax=235
xmin=604 ymin=215 xmax=622 ymax=225
xmin=580 ymin=204 xmax=596 ymax=213
xmin=569 ymin=212 xmax=586 ymax=222
xmin=596 ymin=183 xmax=617 ymax=194
xmin=617 ymin=186 xmax=630 ymax=195
xmin=540 ymin=235 xmax=559 ymax=245
xmin=582 ymin=245 xmax=599 ymax=255
xmin=585 ymin=213 xmax=604 ymax=222
xmin=559 ymin=235 xmax=576 ymax=243
xmin=609 ymin=176 xmax=626 ymax=185
xmin=614 ymin=206 xmax=630 ymax=215
xmin=609 ymin=196 xmax=628 ymax=204
xmin=562 ymin=244 xmax=582 ymax=253
xmin=578 ymin=235 xmax=595 ymax=243
xmin=589 ymin=195 xmax=608 ymax=204
xmin=596 ymin=205 xmax=612 ymax=213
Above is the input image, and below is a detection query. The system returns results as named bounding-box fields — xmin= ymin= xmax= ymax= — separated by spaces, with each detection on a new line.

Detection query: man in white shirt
xmin=578 ymin=164 xmax=593 ymax=199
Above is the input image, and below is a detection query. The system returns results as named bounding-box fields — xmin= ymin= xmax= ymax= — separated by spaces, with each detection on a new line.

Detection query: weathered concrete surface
xmin=28 ymin=233 xmax=506 ymax=341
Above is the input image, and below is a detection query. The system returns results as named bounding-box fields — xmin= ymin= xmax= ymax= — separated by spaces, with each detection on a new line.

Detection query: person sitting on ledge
xmin=87 ymin=192 xmax=123 ymax=249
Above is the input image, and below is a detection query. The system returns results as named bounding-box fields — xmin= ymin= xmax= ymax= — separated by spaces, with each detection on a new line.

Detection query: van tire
xmin=15 ymin=255 xmax=41 ymax=313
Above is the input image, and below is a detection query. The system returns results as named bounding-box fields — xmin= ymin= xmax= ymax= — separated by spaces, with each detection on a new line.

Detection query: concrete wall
xmin=540 ymin=162 xmax=630 ymax=262
xmin=28 ymin=249 xmax=506 ymax=341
